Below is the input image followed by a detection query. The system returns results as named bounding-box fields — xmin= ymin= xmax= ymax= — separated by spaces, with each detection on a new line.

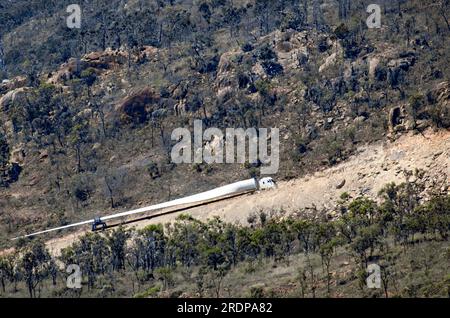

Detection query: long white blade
xmin=12 ymin=178 xmax=257 ymax=240
xmin=11 ymin=219 xmax=95 ymax=240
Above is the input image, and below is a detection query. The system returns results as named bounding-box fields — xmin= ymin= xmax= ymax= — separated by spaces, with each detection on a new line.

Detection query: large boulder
xmin=116 ymin=88 xmax=160 ymax=125
xmin=319 ymin=52 xmax=338 ymax=73
xmin=274 ymin=32 xmax=309 ymax=70
xmin=46 ymin=48 xmax=129 ymax=85
xmin=46 ymin=58 xmax=85 ymax=85
xmin=0 ymin=76 xmax=27 ymax=91
xmin=0 ymin=87 xmax=32 ymax=110
xmin=10 ymin=144 xmax=25 ymax=165
xmin=215 ymin=50 xmax=241 ymax=94
xmin=429 ymin=81 xmax=450 ymax=104
xmin=368 ymin=57 xmax=380 ymax=79
xmin=83 ymin=48 xmax=128 ymax=68
xmin=388 ymin=105 xmax=410 ymax=132
xmin=428 ymin=81 xmax=450 ymax=128
xmin=387 ymin=51 xmax=416 ymax=78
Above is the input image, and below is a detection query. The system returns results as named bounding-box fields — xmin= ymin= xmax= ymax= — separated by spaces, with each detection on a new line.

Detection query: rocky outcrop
xmin=388 ymin=105 xmax=413 ymax=133
xmin=83 ymin=48 xmax=128 ymax=69
xmin=10 ymin=144 xmax=25 ymax=165
xmin=214 ymin=30 xmax=314 ymax=99
xmin=428 ymin=81 xmax=450 ymax=128
xmin=387 ymin=51 xmax=416 ymax=72
xmin=116 ymin=88 xmax=160 ymax=124
xmin=46 ymin=58 xmax=84 ymax=85
xmin=0 ymin=76 xmax=27 ymax=91
xmin=430 ymin=81 xmax=450 ymax=103
xmin=273 ymin=31 xmax=309 ymax=71
xmin=215 ymin=50 xmax=241 ymax=96
xmin=319 ymin=52 xmax=338 ymax=73
xmin=368 ymin=57 xmax=380 ymax=79
xmin=46 ymin=48 xmax=133 ymax=85
xmin=0 ymin=87 xmax=32 ymax=110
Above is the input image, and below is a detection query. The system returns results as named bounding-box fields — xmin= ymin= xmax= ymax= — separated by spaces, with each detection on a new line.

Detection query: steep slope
xmin=0 ymin=0 xmax=449 ymax=251
xmin=42 ymin=127 xmax=449 ymax=256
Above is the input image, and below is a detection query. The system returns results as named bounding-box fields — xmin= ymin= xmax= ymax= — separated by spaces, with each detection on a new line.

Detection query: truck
xmin=258 ymin=177 xmax=277 ymax=190
xmin=14 ymin=177 xmax=278 ymax=239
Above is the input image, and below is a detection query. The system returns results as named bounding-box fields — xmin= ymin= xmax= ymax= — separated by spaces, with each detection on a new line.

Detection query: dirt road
xmin=38 ymin=128 xmax=450 ymax=256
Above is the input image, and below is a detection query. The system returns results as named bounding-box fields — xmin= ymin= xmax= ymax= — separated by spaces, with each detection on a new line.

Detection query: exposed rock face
xmin=46 ymin=58 xmax=84 ymax=85
xmin=83 ymin=48 xmax=128 ymax=68
xmin=217 ymin=51 xmax=237 ymax=76
xmin=388 ymin=105 xmax=409 ymax=133
xmin=335 ymin=179 xmax=346 ymax=189
xmin=355 ymin=49 xmax=416 ymax=85
xmin=214 ymin=30 xmax=313 ymax=100
xmin=317 ymin=37 xmax=343 ymax=74
xmin=217 ymin=86 xmax=234 ymax=103
xmin=0 ymin=87 xmax=32 ymax=110
xmin=389 ymin=106 xmax=402 ymax=128
xmin=429 ymin=81 xmax=450 ymax=128
xmin=387 ymin=51 xmax=416 ymax=72
xmin=215 ymin=50 xmax=241 ymax=97
xmin=116 ymin=88 xmax=160 ymax=124
xmin=273 ymin=31 xmax=309 ymax=71
xmin=46 ymin=48 xmax=131 ymax=85
xmin=319 ymin=52 xmax=338 ymax=73
xmin=251 ymin=63 xmax=265 ymax=78
xmin=431 ymin=81 xmax=450 ymax=101
xmin=368 ymin=57 xmax=380 ymax=79
xmin=10 ymin=144 xmax=25 ymax=165
xmin=0 ymin=76 xmax=27 ymax=91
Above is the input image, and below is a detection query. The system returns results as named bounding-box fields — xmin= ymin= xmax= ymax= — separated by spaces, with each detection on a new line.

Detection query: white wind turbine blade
xmin=12 ymin=178 xmax=258 ymax=240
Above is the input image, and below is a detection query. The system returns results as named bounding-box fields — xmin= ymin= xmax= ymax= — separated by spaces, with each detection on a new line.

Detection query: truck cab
xmin=258 ymin=177 xmax=277 ymax=190
xmin=92 ymin=217 xmax=107 ymax=231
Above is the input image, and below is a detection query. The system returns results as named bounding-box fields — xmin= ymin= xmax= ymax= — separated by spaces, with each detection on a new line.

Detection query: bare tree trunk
xmin=439 ymin=5 xmax=450 ymax=31
xmin=0 ymin=39 xmax=5 ymax=71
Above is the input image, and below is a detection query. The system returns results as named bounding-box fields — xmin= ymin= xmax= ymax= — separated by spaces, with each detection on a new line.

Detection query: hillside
xmin=1 ymin=0 xmax=449 ymax=245
xmin=39 ymin=127 xmax=449 ymax=257
xmin=0 ymin=0 xmax=449 ymax=298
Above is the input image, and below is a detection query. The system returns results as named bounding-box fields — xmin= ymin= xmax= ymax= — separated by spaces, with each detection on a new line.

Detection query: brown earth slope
xmin=42 ymin=128 xmax=449 ymax=256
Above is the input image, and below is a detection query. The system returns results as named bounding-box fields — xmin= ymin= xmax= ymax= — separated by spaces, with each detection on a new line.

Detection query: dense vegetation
xmin=0 ymin=0 xmax=448 ymax=246
xmin=0 ymin=0 xmax=449 ymax=299
xmin=0 ymin=182 xmax=448 ymax=298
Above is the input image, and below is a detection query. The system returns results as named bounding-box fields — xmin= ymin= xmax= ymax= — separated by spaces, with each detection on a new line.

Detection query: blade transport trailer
xmin=12 ymin=177 xmax=277 ymax=239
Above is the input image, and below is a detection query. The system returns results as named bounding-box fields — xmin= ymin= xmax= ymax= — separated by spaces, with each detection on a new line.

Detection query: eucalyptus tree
xmin=20 ymin=241 xmax=52 ymax=298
